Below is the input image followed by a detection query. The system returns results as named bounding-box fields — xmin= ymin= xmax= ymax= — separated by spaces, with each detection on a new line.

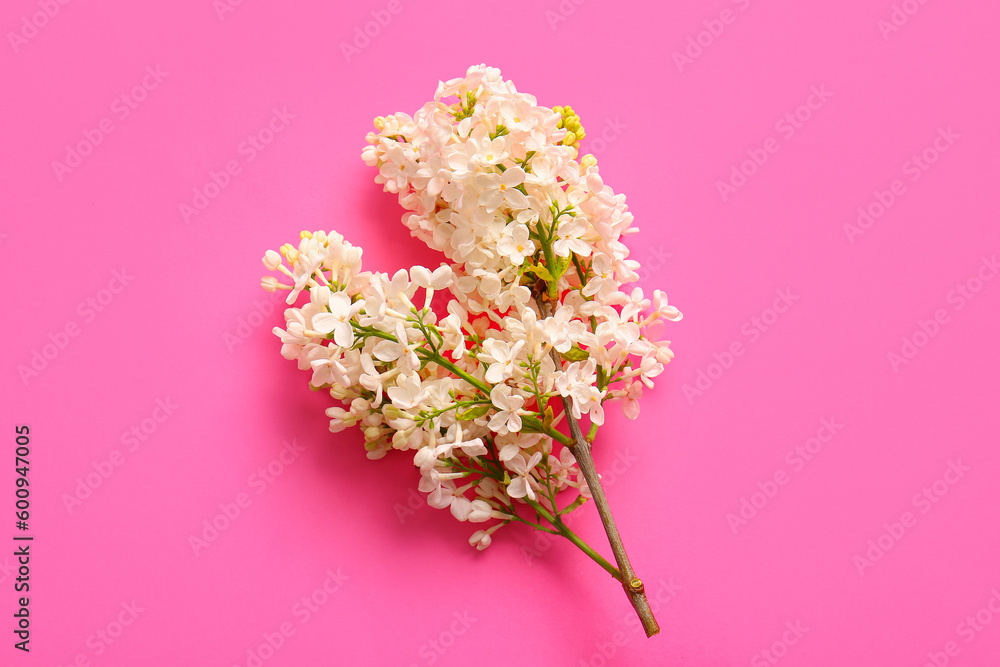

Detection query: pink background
xmin=2 ymin=0 xmax=999 ymax=665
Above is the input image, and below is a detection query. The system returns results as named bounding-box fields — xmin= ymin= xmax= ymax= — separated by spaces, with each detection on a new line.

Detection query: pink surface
xmin=2 ymin=1 xmax=999 ymax=665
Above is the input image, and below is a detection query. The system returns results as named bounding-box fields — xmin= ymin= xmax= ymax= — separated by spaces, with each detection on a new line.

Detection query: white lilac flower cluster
xmin=261 ymin=64 xmax=681 ymax=551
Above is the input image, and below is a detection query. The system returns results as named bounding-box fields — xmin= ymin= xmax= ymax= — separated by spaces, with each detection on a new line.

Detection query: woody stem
xmin=537 ymin=295 xmax=660 ymax=638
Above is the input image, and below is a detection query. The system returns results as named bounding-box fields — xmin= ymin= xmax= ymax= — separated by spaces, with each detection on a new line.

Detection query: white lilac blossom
xmin=261 ymin=64 xmax=681 ymax=558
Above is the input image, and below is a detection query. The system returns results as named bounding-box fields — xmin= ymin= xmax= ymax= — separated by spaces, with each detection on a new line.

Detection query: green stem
xmin=536 ymin=215 xmax=560 ymax=299
xmin=419 ymin=351 xmax=490 ymax=394
xmin=525 ymin=497 xmax=622 ymax=581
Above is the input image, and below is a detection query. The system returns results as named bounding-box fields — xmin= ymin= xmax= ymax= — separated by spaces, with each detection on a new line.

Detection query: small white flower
xmin=433 ymin=423 xmax=487 ymax=460
xmin=651 ymin=289 xmax=683 ymax=322
xmin=410 ymin=264 xmax=454 ymax=290
xmin=488 ymin=383 xmax=524 ymax=434
xmin=612 ymin=287 xmax=651 ymax=322
xmin=413 ymin=446 xmax=438 ymax=471
xmin=309 ymin=347 xmax=348 ymax=387
xmin=450 ymin=495 xmax=473 ymax=521
xmin=469 ymin=529 xmax=492 ymax=550
xmin=555 ymin=359 xmax=606 ymax=426
xmin=373 ymin=323 xmax=421 ymax=371
xmin=262 ymin=249 xmax=283 ymax=270
xmin=542 ymin=305 xmax=584 ymax=353
xmin=619 ymin=381 xmax=643 ymax=419
xmin=552 ymin=219 xmax=592 ymax=258
xmin=450 ymin=496 xmax=494 ymax=522
xmin=472 ymin=135 xmax=510 ymax=168
xmin=467 ymin=499 xmax=493 ymax=522
xmin=325 ymin=406 xmax=356 ymax=433
xmin=581 ymin=253 xmax=618 ymax=301
xmin=311 ymin=289 xmax=362 ymax=348
xmin=387 ymin=372 xmax=425 ymax=410
xmin=496 ymin=223 xmax=535 ymax=266
xmin=506 ymin=451 xmax=542 ymax=500
xmin=479 ymin=338 xmax=525 ymax=384
xmin=358 ymin=353 xmax=386 ymax=404
xmin=438 ymin=309 xmax=469 ymax=359
xmin=496 ymin=432 xmax=544 ymax=462
xmin=476 ymin=166 xmax=528 ymax=213
xmin=495 ymin=283 xmax=531 ymax=312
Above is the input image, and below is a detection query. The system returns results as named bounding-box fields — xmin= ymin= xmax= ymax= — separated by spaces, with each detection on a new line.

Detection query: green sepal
xmin=560 ymin=494 xmax=589 ymax=515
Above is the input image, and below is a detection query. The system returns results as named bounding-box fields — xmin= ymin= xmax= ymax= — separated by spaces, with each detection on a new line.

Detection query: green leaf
xmin=526 ymin=264 xmax=554 ymax=282
xmin=458 ymin=405 xmax=491 ymax=421
xmin=562 ymin=345 xmax=590 ymax=362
